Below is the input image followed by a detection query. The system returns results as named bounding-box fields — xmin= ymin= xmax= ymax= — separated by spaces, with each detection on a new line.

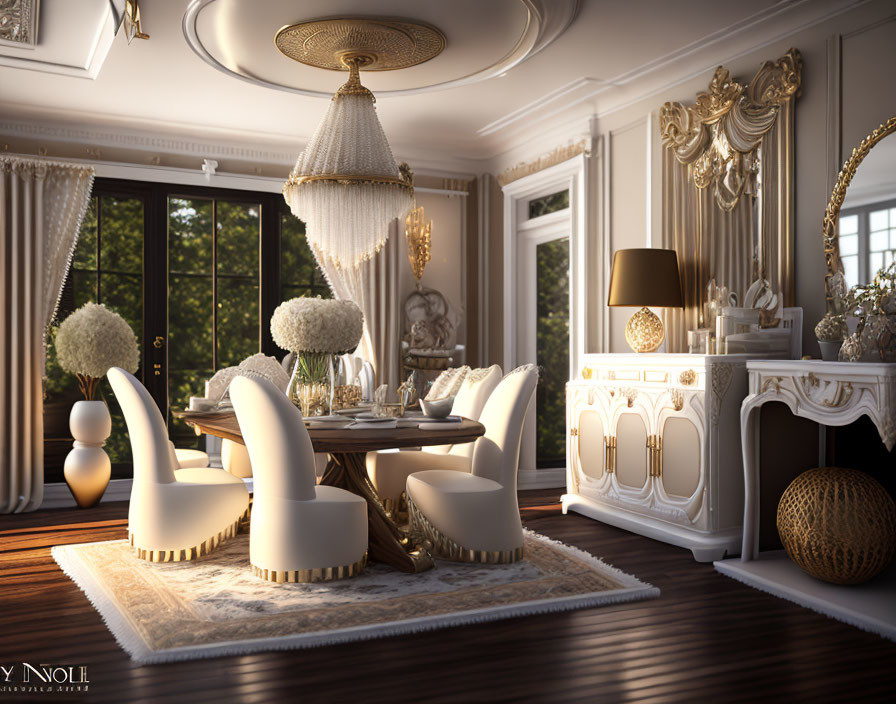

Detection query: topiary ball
xmin=777 ymin=467 xmax=896 ymax=585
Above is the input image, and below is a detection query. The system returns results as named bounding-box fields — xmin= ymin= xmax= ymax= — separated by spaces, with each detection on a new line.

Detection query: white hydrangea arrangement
xmin=55 ymin=302 xmax=140 ymax=400
xmin=270 ymin=297 xmax=364 ymax=355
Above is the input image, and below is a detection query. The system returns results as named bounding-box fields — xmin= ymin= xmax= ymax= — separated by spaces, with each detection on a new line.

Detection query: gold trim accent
xmin=284 ymin=173 xmax=413 ymax=189
xmin=605 ymin=436 xmax=616 ymax=473
xmin=581 ymin=367 xmax=593 ymax=380
xmin=647 ymin=435 xmax=663 ymax=478
xmin=679 ymin=369 xmax=696 ymax=386
xmin=274 ymin=18 xmax=446 ymax=72
xmin=497 ymin=139 xmax=590 ymax=187
xmin=130 ymin=506 xmax=250 ymax=562
xmin=569 ymin=427 xmax=578 ymax=437
xmin=251 ymin=553 xmax=367 ymax=583
xmin=405 ymin=205 xmax=432 ymax=281
xmin=822 ymin=116 xmax=896 ymax=312
xmin=407 ymin=498 xmax=524 ymax=564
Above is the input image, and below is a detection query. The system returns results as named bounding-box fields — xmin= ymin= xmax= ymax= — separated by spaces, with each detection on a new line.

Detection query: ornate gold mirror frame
xmin=821 ymin=116 xmax=896 ymax=314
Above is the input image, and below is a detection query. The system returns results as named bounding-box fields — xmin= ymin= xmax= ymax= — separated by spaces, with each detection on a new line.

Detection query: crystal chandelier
xmin=283 ymin=55 xmax=414 ymax=269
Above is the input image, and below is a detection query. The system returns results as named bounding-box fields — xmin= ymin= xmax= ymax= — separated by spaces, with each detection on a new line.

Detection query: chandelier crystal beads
xmin=283 ymin=56 xmax=414 ymax=269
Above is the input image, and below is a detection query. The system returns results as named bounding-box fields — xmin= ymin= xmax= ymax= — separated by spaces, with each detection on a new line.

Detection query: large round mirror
xmin=837 ymin=132 xmax=896 ymax=288
xmin=822 ymin=116 xmax=896 ymax=312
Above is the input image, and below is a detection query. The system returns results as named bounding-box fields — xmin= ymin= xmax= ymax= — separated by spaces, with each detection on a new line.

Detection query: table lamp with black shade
xmin=608 ymin=248 xmax=684 ymax=353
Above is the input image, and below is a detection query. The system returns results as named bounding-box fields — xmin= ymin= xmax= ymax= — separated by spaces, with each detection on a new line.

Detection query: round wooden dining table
xmin=175 ymin=410 xmax=485 ymax=574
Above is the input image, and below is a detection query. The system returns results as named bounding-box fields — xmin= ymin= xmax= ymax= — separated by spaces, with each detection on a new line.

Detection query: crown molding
xmin=477 ymin=0 xmax=869 ymax=146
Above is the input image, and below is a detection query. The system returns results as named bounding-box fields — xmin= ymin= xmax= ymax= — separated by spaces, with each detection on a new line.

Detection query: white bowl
xmin=420 ymin=396 xmax=454 ymax=419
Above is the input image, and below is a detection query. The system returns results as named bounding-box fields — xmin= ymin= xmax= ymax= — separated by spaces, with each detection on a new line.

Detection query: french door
xmin=46 ymin=178 xmax=314 ymax=480
xmin=515 ymin=193 xmax=571 ymax=469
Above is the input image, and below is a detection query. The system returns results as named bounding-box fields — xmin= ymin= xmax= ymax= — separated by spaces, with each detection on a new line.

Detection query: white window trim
xmin=501 ymin=152 xmax=597 ymax=379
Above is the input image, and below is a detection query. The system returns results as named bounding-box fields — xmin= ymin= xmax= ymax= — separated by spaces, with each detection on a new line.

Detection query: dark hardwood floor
xmin=2 ymin=490 xmax=895 ymax=703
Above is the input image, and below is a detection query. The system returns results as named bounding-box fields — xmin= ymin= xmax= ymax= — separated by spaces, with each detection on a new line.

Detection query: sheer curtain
xmin=314 ymin=219 xmax=402 ymax=392
xmin=0 ymin=157 xmax=94 ymax=513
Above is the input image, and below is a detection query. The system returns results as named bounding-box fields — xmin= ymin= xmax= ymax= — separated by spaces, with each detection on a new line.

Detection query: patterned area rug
xmin=53 ymin=530 xmax=658 ymax=663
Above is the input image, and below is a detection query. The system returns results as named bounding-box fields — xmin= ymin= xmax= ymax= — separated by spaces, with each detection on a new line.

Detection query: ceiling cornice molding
xmin=0 ymin=116 xmax=482 ymax=180
xmin=476 ymin=0 xmax=869 ymax=144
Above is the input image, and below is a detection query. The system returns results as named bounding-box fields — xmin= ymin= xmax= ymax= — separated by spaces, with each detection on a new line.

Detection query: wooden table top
xmin=175 ymin=411 xmax=485 ymax=454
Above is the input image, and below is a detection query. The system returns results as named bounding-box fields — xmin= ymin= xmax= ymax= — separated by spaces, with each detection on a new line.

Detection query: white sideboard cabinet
xmin=562 ymin=353 xmax=753 ymax=561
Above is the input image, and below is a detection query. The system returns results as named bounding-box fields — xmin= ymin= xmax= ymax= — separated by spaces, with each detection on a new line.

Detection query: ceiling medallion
xmin=274 ymin=18 xmax=446 ymax=72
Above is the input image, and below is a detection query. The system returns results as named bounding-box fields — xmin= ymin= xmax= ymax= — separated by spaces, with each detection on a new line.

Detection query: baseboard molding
xmin=518 ymin=468 xmax=567 ymax=490
xmin=41 ymin=479 xmax=133 ymax=510
xmin=40 ymin=477 xmax=254 ymax=511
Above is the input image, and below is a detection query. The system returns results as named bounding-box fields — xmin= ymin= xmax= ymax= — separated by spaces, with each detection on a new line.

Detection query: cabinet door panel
xmin=661 ymin=416 xmax=700 ymax=498
xmin=615 ymin=413 xmax=648 ymax=489
xmin=577 ymin=411 xmax=604 ymax=480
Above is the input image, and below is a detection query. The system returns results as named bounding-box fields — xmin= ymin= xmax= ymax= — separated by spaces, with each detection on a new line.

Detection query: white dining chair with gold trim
xmin=366 ymin=365 xmax=502 ymax=507
xmin=406 ymin=365 xmax=537 ymax=564
xmin=107 ymin=368 xmax=250 ymax=562
xmin=230 ymin=375 xmax=368 ymax=583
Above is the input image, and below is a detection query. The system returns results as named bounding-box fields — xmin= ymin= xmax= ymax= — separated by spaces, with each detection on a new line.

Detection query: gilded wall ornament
xmin=660 ymin=49 xmax=801 ymax=212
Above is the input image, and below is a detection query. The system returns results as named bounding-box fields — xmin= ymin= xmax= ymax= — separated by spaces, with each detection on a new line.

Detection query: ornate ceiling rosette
xmin=660 ymin=49 xmax=801 ymax=212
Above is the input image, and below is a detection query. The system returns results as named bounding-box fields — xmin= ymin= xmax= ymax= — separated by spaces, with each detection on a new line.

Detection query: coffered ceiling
xmin=0 ymin=0 xmax=870 ymax=173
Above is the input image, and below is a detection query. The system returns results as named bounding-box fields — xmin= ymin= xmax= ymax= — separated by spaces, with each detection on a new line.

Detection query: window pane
xmin=280 ymin=211 xmax=316 ymax=287
xmin=870 ymin=230 xmax=889 ymax=252
xmin=535 ymin=236 xmax=569 ymax=468
xmin=870 ymin=209 xmax=889 ymax=232
xmin=169 ymin=198 xmax=213 ymax=275
xmin=75 ymin=198 xmax=98 ymax=269
xmin=870 ymin=252 xmax=884 ymax=273
xmin=839 ymin=234 xmax=858 ymax=256
xmin=217 ymin=277 xmax=259 ymax=368
xmin=528 ymin=189 xmax=570 ymax=219
xmin=99 ymin=196 xmax=143 ymax=273
xmin=842 ymin=255 xmax=858 ymax=290
xmin=890 ymin=230 xmax=896 ymax=250
xmin=217 ymin=201 xmax=259 ymax=276
xmin=168 ymin=274 xmax=213 ymax=371
xmin=101 ymin=273 xmax=143 ymax=337
xmin=839 ymin=214 xmax=858 ymax=235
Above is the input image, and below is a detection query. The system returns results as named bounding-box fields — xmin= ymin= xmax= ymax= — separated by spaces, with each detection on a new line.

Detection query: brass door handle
xmin=153 ymin=336 xmax=165 ymax=349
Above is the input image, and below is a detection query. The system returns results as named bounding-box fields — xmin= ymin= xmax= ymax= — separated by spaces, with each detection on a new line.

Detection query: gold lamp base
xmin=625 ymin=307 xmax=665 ymax=353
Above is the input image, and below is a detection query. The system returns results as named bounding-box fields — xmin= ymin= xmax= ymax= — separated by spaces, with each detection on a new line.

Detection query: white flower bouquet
xmin=271 ymin=297 xmax=364 ymax=355
xmin=55 ymin=303 xmax=140 ymax=399
xmin=271 ymin=297 xmax=363 ymax=414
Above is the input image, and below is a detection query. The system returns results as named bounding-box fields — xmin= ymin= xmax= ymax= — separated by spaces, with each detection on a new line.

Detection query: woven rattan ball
xmin=777 ymin=467 xmax=896 ymax=585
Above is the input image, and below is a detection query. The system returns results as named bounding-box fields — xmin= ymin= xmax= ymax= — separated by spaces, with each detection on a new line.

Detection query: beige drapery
xmin=314 ymin=219 xmax=402 ymax=392
xmin=1 ymin=156 xmax=94 ymax=513
xmin=660 ymin=50 xmax=799 ymax=351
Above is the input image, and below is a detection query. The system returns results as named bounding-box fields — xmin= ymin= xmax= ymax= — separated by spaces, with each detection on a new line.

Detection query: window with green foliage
xmin=43 ymin=179 xmax=326 ymax=482
xmin=535 ymin=236 xmax=570 ymax=468
xmin=528 ymin=189 xmax=569 ymax=219
xmin=167 ymin=197 xmax=262 ymax=450
xmin=279 ymin=210 xmax=331 ymax=303
xmin=44 ymin=194 xmax=146 ymax=480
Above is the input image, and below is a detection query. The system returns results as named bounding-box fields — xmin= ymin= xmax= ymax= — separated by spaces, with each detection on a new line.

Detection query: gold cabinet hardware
xmin=646 ymin=435 xmax=663 ymax=477
xmin=570 ymin=427 xmax=578 ymax=437
xmin=581 ymin=367 xmax=593 ymax=380
xmin=153 ymin=335 xmax=165 ymax=349
xmin=604 ymin=436 xmax=616 ymax=473
xmin=153 ymin=363 xmax=162 ymax=377
xmin=679 ymin=369 xmax=696 ymax=386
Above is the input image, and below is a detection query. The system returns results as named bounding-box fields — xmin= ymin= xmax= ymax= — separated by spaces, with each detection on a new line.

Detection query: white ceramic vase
xmin=63 ymin=400 xmax=112 ymax=508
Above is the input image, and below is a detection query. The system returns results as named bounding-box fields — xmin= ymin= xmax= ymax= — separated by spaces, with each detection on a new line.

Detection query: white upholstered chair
xmin=221 ymin=439 xmax=253 ymax=478
xmin=107 ymin=368 xmax=250 ymax=562
xmin=406 ymin=365 xmax=538 ymax=563
xmin=230 ymin=376 xmax=368 ymax=582
xmin=366 ymin=365 xmax=502 ymax=506
xmin=173 ymin=444 xmax=209 ymax=469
